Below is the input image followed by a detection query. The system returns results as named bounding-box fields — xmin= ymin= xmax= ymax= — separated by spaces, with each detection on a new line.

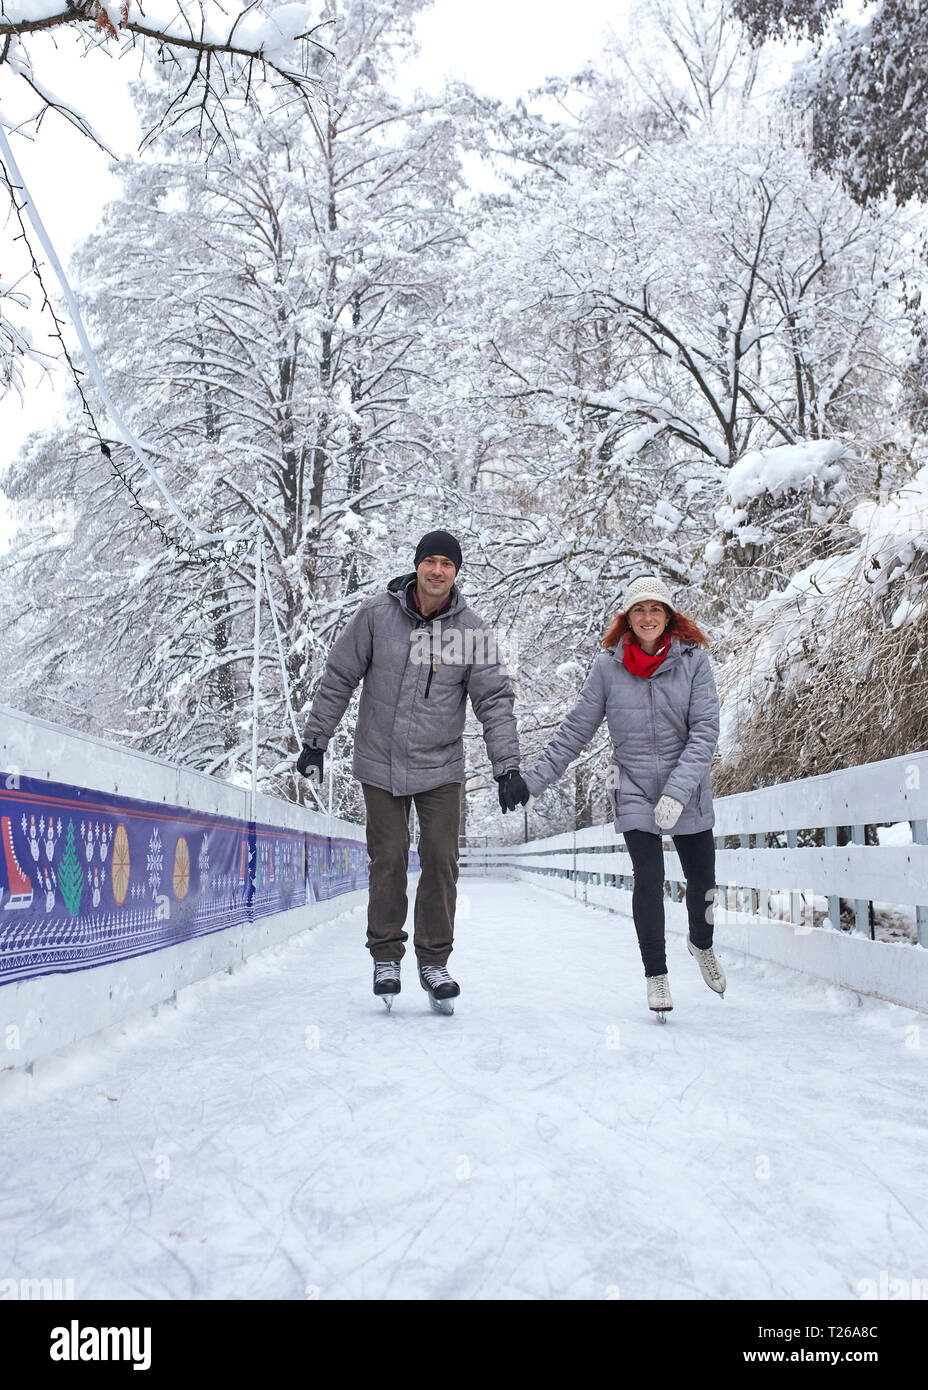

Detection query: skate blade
xmin=428 ymin=994 xmax=454 ymax=1016
xmin=655 ymin=1011 xmax=668 ymax=1024
xmin=382 ymin=996 xmax=394 ymax=1012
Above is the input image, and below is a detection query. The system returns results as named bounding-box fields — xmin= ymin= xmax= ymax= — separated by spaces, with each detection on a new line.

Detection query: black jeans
xmin=622 ymin=828 xmax=716 ymax=978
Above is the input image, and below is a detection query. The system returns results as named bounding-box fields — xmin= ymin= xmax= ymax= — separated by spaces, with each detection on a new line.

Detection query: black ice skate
xmin=373 ymin=960 xmax=401 ymax=1011
xmin=418 ymin=961 xmax=460 ymax=1015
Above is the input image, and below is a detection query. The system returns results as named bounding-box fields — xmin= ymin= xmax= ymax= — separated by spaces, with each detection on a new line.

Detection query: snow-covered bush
xmin=707 ymin=438 xmax=853 ymax=590
xmin=715 ymin=464 xmax=928 ymax=791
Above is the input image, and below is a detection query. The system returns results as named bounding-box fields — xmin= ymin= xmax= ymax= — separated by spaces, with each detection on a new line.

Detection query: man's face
xmin=416 ymin=554 xmax=456 ymax=604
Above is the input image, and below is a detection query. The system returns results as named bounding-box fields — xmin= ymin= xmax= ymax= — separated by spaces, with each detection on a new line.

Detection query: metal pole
xmin=250 ymin=528 xmax=262 ymax=823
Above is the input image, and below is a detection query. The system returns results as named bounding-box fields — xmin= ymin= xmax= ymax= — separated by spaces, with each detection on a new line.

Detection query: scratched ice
xmin=1 ymin=881 xmax=926 ymax=1300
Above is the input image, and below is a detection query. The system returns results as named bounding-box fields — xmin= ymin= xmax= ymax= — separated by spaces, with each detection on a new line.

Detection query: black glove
xmin=497 ymin=769 xmax=530 ymax=814
xmin=297 ymin=744 xmax=324 ymax=786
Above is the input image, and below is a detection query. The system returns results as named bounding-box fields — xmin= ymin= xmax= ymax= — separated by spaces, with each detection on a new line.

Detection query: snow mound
xmin=723 ymin=440 xmax=848 ymax=507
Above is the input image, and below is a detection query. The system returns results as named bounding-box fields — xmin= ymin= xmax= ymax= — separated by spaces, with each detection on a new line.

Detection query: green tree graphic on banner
xmin=58 ymin=820 xmax=83 ymax=916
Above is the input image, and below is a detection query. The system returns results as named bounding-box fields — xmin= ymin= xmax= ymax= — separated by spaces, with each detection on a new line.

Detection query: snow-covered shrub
xmin=715 ymin=464 xmax=928 ymax=791
xmin=707 ymin=439 xmax=852 ymax=591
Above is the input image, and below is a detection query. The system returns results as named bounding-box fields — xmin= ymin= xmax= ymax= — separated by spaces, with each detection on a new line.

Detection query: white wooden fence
xmin=460 ymin=751 xmax=928 ymax=964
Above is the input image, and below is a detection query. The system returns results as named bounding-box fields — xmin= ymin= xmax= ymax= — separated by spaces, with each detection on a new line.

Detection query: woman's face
xmin=628 ymin=600 xmax=669 ymax=645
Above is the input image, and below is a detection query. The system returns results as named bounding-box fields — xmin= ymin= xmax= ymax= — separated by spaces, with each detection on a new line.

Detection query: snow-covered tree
xmin=731 ymin=0 xmax=928 ymax=207
xmin=616 ymin=0 xmax=762 ymax=132
xmin=0 ymin=0 xmax=327 ymax=153
xmin=0 ymin=1 xmax=331 ymax=449
xmin=1 ymin=0 xmax=467 ymax=810
xmin=438 ymin=29 xmax=919 ymax=828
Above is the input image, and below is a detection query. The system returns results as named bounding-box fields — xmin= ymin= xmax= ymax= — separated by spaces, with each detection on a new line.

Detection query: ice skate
xmin=646 ymin=973 xmax=673 ymax=1022
xmin=373 ymin=960 xmax=401 ymax=1011
xmin=687 ymin=937 xmax=726 ymax=996
xmin=418 ymin=961 xmax=460 ymax=1015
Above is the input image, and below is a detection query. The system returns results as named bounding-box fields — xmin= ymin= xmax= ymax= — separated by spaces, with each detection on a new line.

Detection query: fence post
xmin=824 ymin=825 xmax=841 ymax=930
xmin=913 ymin=819 xmax=928 ymax=947
xmin=740 ymin=833 xmax=757 ymax=917
xmin=761 ymin=832 xmax=772 ymax=919
xmin=851 ymin=824 xmax=871 ymax=937
xmin=786 ymin=828 xmax=801 ymax=926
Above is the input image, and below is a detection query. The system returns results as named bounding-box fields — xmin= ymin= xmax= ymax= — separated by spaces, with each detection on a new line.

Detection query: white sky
xmin=403 ymin=0 xmax=617 ymax=100
xmin=0 ymin=0 xmax=624 ymax=494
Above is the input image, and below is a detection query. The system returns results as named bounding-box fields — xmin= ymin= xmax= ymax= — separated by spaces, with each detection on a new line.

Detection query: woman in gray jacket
xmin=523 ymin=576 xmax=726 ymax=1019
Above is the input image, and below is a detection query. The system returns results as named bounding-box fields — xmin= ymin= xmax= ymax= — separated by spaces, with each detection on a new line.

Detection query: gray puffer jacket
xmin=302 ymin=573 xmax=521 ymax=797
xmin=524 ymin=635 xmax=720 ymax=835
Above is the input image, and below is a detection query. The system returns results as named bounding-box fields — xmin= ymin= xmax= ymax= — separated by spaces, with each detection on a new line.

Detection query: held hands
xmin=497 ymin=769 xmax=531 ymax=814
xmin=297 ymin=744 xmax=324 ymax=787
xmin=654 ymin=794 xmax=684 ymax=831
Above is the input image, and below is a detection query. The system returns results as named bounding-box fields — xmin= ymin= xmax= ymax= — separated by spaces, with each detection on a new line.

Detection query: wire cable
xmin=0 ymin=123 xmax=255 ymax=550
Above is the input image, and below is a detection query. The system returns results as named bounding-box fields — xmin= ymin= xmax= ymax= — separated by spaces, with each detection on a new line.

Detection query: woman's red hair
xmin=602 ymin=604 xmax=709 ymax=650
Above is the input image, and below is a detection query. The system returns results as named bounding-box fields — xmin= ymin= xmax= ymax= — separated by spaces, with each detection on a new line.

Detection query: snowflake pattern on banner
xmin=198 ymin=834 xmax=210 ymax=893
xmin=146 ymin=828 xmax=163 ymax=896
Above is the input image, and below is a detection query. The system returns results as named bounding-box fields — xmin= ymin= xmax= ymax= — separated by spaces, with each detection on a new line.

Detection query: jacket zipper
xmin=648 ymin=678 xmax=660 ymax=790
xmin=650 ymin=648 xmax=702 ymax=817
xmin=424 ymin=621 xmax=435 ymax=698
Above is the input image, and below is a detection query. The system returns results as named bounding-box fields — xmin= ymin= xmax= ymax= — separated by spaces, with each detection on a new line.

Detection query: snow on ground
xmin=1 ymin=879 xmax=926 ymax=1301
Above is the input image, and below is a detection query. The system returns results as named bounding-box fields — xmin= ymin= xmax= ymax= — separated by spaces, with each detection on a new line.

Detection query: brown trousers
xmin=362 ymin=782 xmax=461 ymax=965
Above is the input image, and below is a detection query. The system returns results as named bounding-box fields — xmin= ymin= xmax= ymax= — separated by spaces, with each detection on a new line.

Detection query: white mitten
xmin=654 ymin=794 xmax=684 ymax=831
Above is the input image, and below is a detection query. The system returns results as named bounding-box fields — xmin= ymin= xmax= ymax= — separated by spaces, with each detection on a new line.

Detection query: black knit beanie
xmin=414 ymin=529 xmax=463 ymax=573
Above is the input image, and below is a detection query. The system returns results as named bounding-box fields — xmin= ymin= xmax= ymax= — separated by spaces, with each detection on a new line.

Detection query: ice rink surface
xmin=2 ymin=879 xmax=926 ymax=1300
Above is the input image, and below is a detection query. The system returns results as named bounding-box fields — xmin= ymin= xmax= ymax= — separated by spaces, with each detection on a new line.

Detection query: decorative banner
xmin=0 ymin=772 xmax=418 ymax=986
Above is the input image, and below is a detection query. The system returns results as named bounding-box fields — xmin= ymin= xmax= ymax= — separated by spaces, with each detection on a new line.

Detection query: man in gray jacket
xmin=297 ymin=530 xmax=529 ymax=1012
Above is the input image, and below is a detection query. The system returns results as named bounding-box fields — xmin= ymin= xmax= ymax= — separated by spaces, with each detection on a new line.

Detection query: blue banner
xmin=0 ymin=772 xmax=415 ymax=985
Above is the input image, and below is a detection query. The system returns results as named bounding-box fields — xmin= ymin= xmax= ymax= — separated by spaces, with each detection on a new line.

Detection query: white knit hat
xmin=622 ymin=575 xmax=675 ymax=613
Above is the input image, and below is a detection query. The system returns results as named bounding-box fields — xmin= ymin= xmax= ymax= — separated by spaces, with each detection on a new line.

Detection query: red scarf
xmin=623 ymin=632 xmax=670 ymax=679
